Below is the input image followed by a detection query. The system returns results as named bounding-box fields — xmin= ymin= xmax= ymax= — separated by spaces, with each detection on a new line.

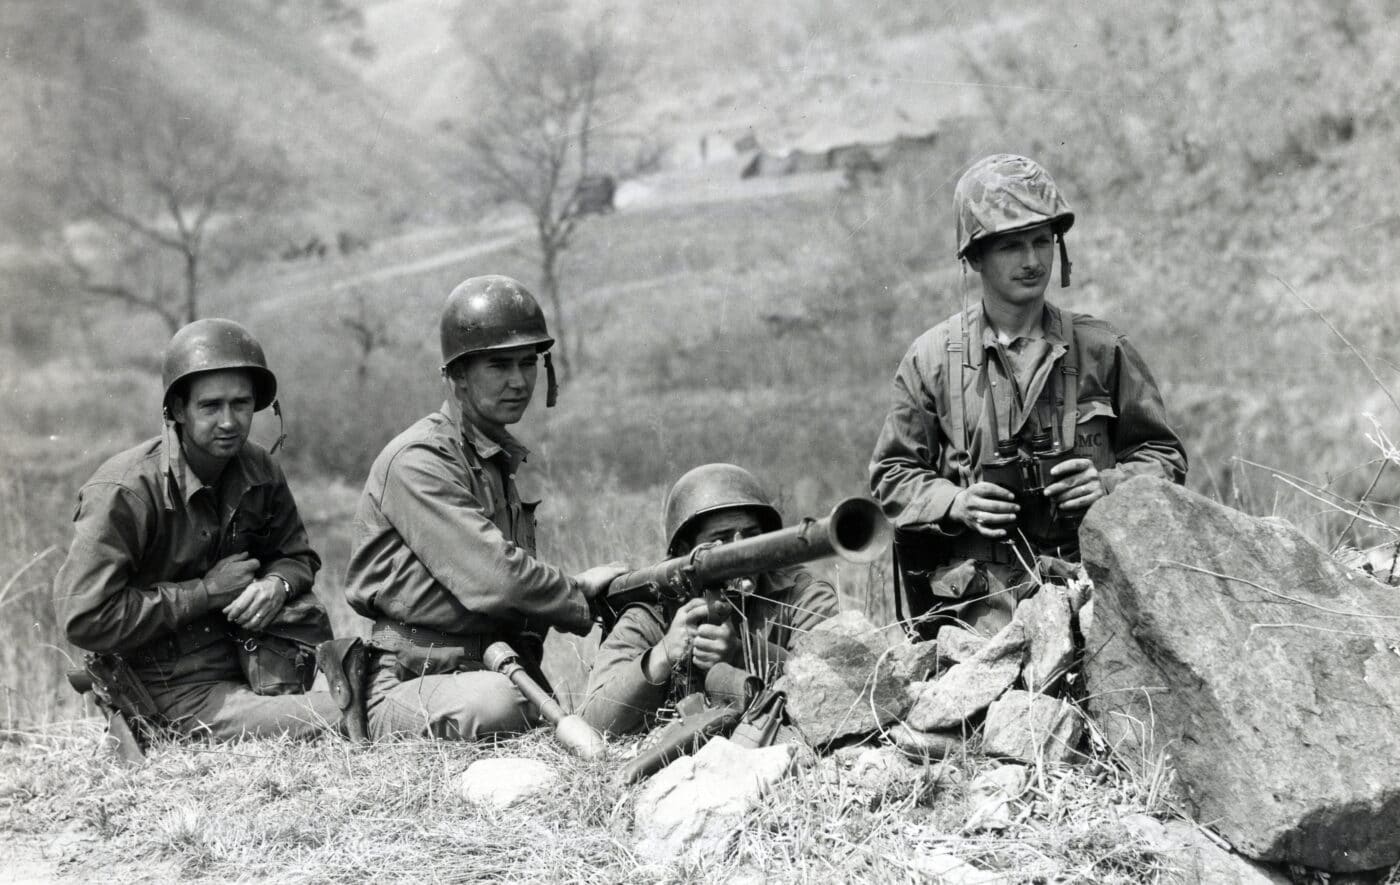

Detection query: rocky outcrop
xmin=1083 ymin=476 xmax=1400 ymax=873
xmin=1012 ymin=583 xmax=1075 ymax=692
xmin=905 ymin=621 xmax=1026 ymax=731
xmin=981 ymin=689 xmax=1083 ymax=764
xmin=779 ymin=611 xmax=906 ymax=746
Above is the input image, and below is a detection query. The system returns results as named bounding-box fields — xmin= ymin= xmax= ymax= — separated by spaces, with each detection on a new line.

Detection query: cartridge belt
xmin=136 ymin=614 xmax=231 ymax=662
xmin=369 ymin=619 xmax=491 ymax=659
xmin=944 ymin=534 xmax=1076 ymax=567
xmin=944 ymin=534 xmax=1028 ymax=567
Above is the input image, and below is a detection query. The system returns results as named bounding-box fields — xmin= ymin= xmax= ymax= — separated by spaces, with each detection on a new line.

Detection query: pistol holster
xmin=317 ymin=637 xmax=369 ymax=743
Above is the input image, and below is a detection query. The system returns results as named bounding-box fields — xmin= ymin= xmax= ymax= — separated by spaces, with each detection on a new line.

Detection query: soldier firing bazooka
xmin=579 ymin=464 xmax=840 ymax=736
xmin=342 ymin=275 xmax=628 ymax=740
xmin=54 ymin=319 xmax=355 ymax=743
xmin=870 ymin=154 xmax=1188 ymax=638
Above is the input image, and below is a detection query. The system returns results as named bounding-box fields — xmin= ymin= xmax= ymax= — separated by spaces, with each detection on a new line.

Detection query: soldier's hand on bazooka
xmin=691 ymin=619 xmax=739 ymax=671
xmin=573 ymin=561 xmax=631 ymax=600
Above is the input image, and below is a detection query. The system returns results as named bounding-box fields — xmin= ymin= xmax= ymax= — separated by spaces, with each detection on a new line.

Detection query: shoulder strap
xmin=1058 ymin=310 xmax=1080 ymax=452
xmin=944 ymin=311 xmax=971 ymax=480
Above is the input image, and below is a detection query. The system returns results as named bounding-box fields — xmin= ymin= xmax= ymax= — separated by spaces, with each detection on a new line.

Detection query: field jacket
xmin=55 ymin=432 xmax=319 ymax=656
xmin=579 ymin=566 xmax=838 ymax=734
xmin=870 ymin=302 xmax=1187 ymax=535
xmin=344 ymin=400 xmax=591 ymax=638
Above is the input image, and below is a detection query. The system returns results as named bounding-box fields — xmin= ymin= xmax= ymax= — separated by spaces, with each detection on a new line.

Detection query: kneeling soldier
xmin=55 ymin=319 xmax=348 ymax=742
xmin=580 ymin=463 xmax=839 ymax=735
xmin=344 ymin=275 xmax=627 ymax=741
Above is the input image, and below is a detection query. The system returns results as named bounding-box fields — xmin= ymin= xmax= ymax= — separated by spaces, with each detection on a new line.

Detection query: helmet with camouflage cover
xmin=440 ymin=275 xmax=558 ymax=406
xmin=954 ymin=155 xmax=1075 ymax=282
xmin=161 ymin=318 xmax=277 ymax=414
xmin=663 ymin=463 xmax=783 ymax=557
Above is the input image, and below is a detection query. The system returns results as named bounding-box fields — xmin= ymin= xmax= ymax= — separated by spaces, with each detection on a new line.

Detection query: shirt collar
xmin=159 ymin=424 xmax=273 ymax=509
xmin=441 ymin=399 xmax=529 ymax=470
xmin=978 ymin=303 xmax=1067 ymax=351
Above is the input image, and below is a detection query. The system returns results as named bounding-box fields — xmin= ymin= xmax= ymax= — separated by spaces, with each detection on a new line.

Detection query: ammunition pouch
xmin=236 ymin=593 xmax=333 ymax=696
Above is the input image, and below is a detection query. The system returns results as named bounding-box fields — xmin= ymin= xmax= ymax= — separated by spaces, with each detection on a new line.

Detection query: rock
xmin=981 ymin=689 xmax=1084 ymax=764
xmin=1013 ymin=583 xmax=1075 ymax=692
xmin=935 ymin=625 xmax=988 ymax=666
xmin=1121 ymin=814 xmax=1291 ymax=884
xmin=905 ymin=621 xmax=1026 ymax=730
xmin=888 ymin=723 xmax=964 ymax=761
xmin=778 ymin=611 xmax=906 ymax=746
xmin=456 ymin=757 xmax=559 ymax=809
xmin=841 ymin=745 xmax=930 ymax=802
xmin=963 ymin=764 xmax=1027 ymax=833
xmin=633 ymin=737 xmax=796 ymax=865
xmin=1082 ymin=477 xmax=1400 ymax=872
xmin=909 ymin=853 xmax=1005 ymax=884
xmin=890 ymin=638 xmax=940 ymax=683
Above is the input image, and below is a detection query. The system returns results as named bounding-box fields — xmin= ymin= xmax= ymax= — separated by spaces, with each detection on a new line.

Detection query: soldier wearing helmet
xmin=343 ymin=275 xmax=627 ymax=741
xmin=578 ymin=464 xmax=839 ymax=735
xmin=55 ymin=319 xmax=352 ymax=741
xmin=870 ymin=155 xmax=1187 ymax=639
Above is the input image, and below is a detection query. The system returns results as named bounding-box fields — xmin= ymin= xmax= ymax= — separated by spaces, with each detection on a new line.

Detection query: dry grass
xmin=1 ymin=721 xmax=1187 ymax=884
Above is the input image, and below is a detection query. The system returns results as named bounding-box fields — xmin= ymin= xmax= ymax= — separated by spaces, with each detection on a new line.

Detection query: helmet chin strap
xmin=544 ymin=352 xmax=558 ymax=408
xmin=1058 ymin=233 xmax=1072 ymax=288
xmin=269 ymin=399 xmax=287 ymax=455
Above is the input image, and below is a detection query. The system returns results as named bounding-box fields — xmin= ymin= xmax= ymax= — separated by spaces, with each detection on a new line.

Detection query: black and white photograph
xmin=2 ymin=0 xmax=1398 ymax=881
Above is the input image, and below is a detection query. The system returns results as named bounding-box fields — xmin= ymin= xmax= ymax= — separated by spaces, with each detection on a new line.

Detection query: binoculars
xmin=980 ymin=430 xmax=1081 ymax=546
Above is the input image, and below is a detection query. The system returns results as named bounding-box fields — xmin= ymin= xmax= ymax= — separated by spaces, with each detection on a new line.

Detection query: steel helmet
xmin=161 ymin=318 xmax=277 ymax=413
xmin=954 ymin=154 xmax=1075 ymax=285
xmin=663 ymin=463 xmax=783 ymax=557
xmin=440 ymin=275 xmax=554 ymax=367
xmin=440 ymin=275 xmax=558 ymax=406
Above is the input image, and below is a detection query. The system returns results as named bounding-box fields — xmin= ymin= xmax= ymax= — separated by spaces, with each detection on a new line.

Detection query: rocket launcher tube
xmin=602 ymin=496 xmax=890 ymax=617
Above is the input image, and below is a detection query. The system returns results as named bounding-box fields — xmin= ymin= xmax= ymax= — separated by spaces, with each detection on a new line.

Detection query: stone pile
xmin=775 ymin=594 xmax=1087 ymax=768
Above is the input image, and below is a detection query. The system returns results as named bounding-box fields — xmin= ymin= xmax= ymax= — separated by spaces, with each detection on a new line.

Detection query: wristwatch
xmin=268 ymin=573 xmax=292 ymax=600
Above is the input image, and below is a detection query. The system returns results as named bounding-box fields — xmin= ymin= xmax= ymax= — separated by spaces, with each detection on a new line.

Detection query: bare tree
xmin=341 ymin=291 xmax=394 ymax=388
xmin=462 ymin=18 xmax=645 ymax=377
xmin=64 ymin=86 xmax=289 ymax=334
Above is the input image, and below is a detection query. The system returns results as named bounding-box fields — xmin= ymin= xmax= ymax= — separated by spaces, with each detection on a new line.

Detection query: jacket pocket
xmin=1074 ymin=400 xmax=1116 ymax=470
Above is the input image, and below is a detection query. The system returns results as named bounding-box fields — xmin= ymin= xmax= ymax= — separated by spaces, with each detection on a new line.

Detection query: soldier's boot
xmin=317 ymin=638 xmax=369 ymax=743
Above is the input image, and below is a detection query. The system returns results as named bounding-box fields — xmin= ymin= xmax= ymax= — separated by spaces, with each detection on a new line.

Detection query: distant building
xmin=739 ymin=114 xmax=940 ymax=180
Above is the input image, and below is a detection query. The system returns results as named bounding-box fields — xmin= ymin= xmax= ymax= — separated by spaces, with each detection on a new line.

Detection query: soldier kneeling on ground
xmin=55 ymin=319 xmax=366 ymax=751
xmin=579 ymin=463 xmax=839 ymax=736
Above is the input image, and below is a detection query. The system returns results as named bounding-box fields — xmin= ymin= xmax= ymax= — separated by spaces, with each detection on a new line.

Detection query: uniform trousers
xmin=364 ymin=650 xmax=538 ymax=740
xmin=136 ymin=639 xmax=343 ymax=741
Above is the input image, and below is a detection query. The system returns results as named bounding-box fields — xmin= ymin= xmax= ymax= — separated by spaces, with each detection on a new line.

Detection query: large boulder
xmin=905 ymin=621 xmax=1027 ymax=731
xmin=1082 ymin=477 xmax=1400 ymax=872
xmin=778 ymin=611 xmax=906 ymax=746
xmin=633 ymin=737 xmax=796 ymax=865
xmin=1120 ymin=814 xmax=1291 ymax=885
